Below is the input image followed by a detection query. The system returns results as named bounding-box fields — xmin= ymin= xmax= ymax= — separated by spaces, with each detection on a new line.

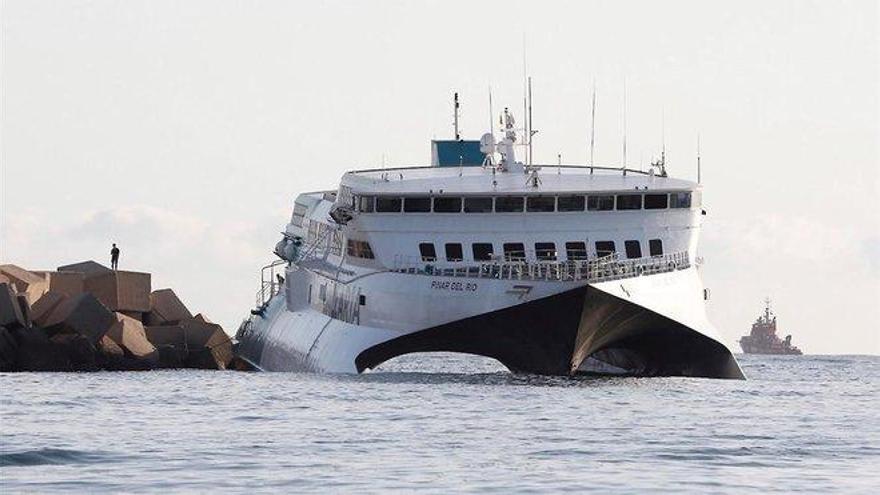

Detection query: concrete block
xmin=0 ymin=283 xmax=27 ymax=330
xmin=57 ymin=260 xmax=112 ymax=278
xmin=42 ymin=293 xmax=116 ymax=346
xmin=50 ymin=333 xmax=98 ymax=371
xmin=180 ymin=320 xmax=233 ymax=370
xmin=31 ymin=292 xmax=68 ymax=327
xmin=193 ymin=313 xmax=212 ymax=323
xmin=35 ymin=271 xmax=84 ymax=297
xmin=107 ymin=313 xmax=159 ymax=364
xmin=12 ymin=327 xmax=65 ymax=371
xmin=98 ymin=334 xmax=125 ymax=358
xmin=0 ymin=264 xmax=49 ymax=304
xmin=16 ymin=294 xmax=32 ymax=328
xmin=145 ymin=289 xmax=192 ymax=325
xmin=118 ymin=310 xmax=143 ymax=322
xmin=155 ymin=344 xmax=187 ymax=368
xmin=0 ymin=326 xmax=19 ymax=371
xmin=144 ymin=325 xmax=187 ymax=368
xmin=84 ymin=270 xmax=151 ymax=313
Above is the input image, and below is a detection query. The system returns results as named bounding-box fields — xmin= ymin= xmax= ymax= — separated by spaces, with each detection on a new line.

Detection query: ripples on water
xmin=1 ymin=354 xmax=878 ymax=493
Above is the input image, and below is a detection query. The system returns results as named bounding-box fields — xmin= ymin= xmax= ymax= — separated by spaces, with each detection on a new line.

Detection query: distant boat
xmin=739 ymin=298 xmax=802 ymax=355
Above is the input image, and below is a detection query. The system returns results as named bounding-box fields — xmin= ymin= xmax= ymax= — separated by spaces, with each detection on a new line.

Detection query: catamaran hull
xmin=236 ymin=266 xmax=744 ymax=379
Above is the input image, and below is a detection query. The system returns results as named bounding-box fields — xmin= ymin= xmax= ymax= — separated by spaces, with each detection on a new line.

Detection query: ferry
xmin=235 ymin=100 xmax=744 ymax=379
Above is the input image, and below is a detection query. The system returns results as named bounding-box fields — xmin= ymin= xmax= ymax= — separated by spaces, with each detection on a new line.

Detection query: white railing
xmin=255 ymin=259 xmax=288 ymax=308
xmin=389 ymin=251 xmax=690 ymax=284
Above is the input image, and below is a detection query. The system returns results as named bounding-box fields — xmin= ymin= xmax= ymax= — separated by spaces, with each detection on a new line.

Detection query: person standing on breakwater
xmin=110 ymin=243 xmax=120 ymax=270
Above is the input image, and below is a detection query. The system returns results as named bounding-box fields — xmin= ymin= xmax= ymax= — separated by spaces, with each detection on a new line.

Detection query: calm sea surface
xmin=1 ymin=354 xmax=878 ymax=493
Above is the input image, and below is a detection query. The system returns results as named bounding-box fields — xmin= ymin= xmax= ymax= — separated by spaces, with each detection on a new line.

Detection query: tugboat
xmin=739 ymin=298 xmax=802 ymax=355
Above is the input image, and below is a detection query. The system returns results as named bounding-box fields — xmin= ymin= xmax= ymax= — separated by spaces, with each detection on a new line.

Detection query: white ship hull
xmin=237 ymin=262 xmax=743 ymax=379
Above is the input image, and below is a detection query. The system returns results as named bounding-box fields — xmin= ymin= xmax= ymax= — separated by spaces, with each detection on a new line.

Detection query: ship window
xmin=495 ymin=196 xmax=525 ymax=212
xmin=434 ymin=197 xmax=462 ymax=213
xmin=376 ymin=197 xmax=402 ymax=212
xmin=649 ymin=239 xmax=663 ymax=256
xmin=292 ymin=203 xmax=309 ymax=227
xmin=464 ymin=196 xmax=493 ymax=213
xmin=472 ymin=243 xmax=494 ymax=261
xmin=445 ymin=243 xmax=463 ymax=262
xmin=557 ymin=195 xmax=585 ymax=212
xmin=358 ymin=196 xmax=375 ymax=213
xmin=535 ymin=242 xmax=557 ymax=261
xmin=624 ymin=240 xmax=642 ymax=259
xmin=403 ymin=197 xmax=431 ymax=212
xmin=419 ymin=243 xmax=437 ymax=262
xmin=319 ymin=284 xmax=326 ymax=301
xmin=565 ymin=241 xmax=588 ymax=260
xmin=503 ymin=242 xmax=526 ymax=261
xmin=670 ymin=192 xmax=692 ymax=208
xmin=644 ymin=193 xmax=668 ymax=210
xmin=616 ymin=194 xmax=642 ymax=210
xmin=587 ymin=195 xmax=614 ymax=211
xmin=526 ymin=196 xmax=555 ymax=212
xmin=346 ymin=239 xmax=375 ymax=259
xmin=595 ymin=241 xmax=616 ymax=257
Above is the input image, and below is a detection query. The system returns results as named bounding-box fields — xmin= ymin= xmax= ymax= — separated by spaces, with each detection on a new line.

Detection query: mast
xmin=622 ymin=78 xmax=627 ymax=170
xmin=453 ymin=92 xmax=460 ymax=140
xmin=528 ymin=76 xmax=534 ymax=166
xmin=697 ymin=133 xmax=702 ymax=184
xmin=589 ymin=82 xmax=596 ymax=170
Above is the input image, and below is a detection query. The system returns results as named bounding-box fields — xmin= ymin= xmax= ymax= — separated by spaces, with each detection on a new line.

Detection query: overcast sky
xmin=2 ymin=0 xmax=877 ymax=354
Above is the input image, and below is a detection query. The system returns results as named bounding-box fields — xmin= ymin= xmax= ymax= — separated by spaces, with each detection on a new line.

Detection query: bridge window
xmin=587 ymin=195 xmax=614 ymax=211
xmin=670 ymin=192 xmax=692 ymax=208
xmin=472 ymin=243 xmax=494 ymax=261
xmin=376 ymin=197 xmax=402 ymax=212
xmin=595 ymin=241 xmax=616 ymax=257
xmin=616 ymin=194 xmax=642 ymax=210
xmin=419 ymin=243 xmax=437 ymax=262
xmin=624 ymin=240 xmax=642 ymax=259
xmin=557 ymin=195 xmax=585 ymax=212
xmin=565 ymin=242 xmax=588 ymax=260
xmin=535 ymin=242 xmax=557 ymax=261
xmin=403 ymin=197 xmax=431 ymax=212
xmin=464 ymin=196 xmax=493 ymax=213
xmin=445 ymin=243 xmax=463 ymax=262
xmin=644 ymin=193 xmax=668 ymax=210
xmin=526 ymin=196 xmax=555 ymax=212
xmin=434 ymin=197 xmax=462 ymax=213
xmin=347 ymin=239 xmax=375 ymax=259
xmin=357 ymin=196 xmax=375 ymax=213
xmin=496 ymin=196 xmax=525 ymax=212
xmin=503 ymin=242 xmax=526 ymax=261
xmin=649 ymin=239 xmax=663 ymax=256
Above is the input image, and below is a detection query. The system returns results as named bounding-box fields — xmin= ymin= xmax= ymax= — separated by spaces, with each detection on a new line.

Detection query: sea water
xmin=1 ymin=354 xmax=878 ymax=493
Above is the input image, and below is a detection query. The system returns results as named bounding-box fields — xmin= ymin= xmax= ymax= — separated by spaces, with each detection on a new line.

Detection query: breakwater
xmin=0 ymin=261 xmax=250 ymax=372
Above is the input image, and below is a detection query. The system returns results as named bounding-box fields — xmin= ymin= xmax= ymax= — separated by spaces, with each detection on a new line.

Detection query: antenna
xmin=453 ymin=92 xmax=460 ymax=140
xmin=488 ymin=86 xmax=494 ymax=137
xmin=528 ymin=76 xmax=534 ymax=166
xmin=697 ymin=133 xmax=702 ymax=184
xmin=589 ymin=81 xmax=596 ymax=170
xmin=522 ymin=34 xmax=528 ymax=164
xmin=622 ymin=78 xmax=627 ymax=171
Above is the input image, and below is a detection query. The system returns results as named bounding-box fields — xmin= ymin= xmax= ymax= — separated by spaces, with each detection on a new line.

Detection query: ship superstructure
xmin=235 ymin=102 xmax=744 ymax=379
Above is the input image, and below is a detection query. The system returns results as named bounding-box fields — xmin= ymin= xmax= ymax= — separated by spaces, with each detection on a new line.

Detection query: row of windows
xmin=355 ymin=192 xmax=694 ymax=214
xmin=418 ymin=239 xmax=664 ymax=263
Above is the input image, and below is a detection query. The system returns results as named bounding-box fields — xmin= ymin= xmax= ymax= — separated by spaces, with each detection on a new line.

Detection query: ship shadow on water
xmin=333 ymin=352 xmax=688 ymax=388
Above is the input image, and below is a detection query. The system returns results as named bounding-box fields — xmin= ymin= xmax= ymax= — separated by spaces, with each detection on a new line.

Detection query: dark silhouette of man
xmin=111 ymin=243 xmax=120 ymax=270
